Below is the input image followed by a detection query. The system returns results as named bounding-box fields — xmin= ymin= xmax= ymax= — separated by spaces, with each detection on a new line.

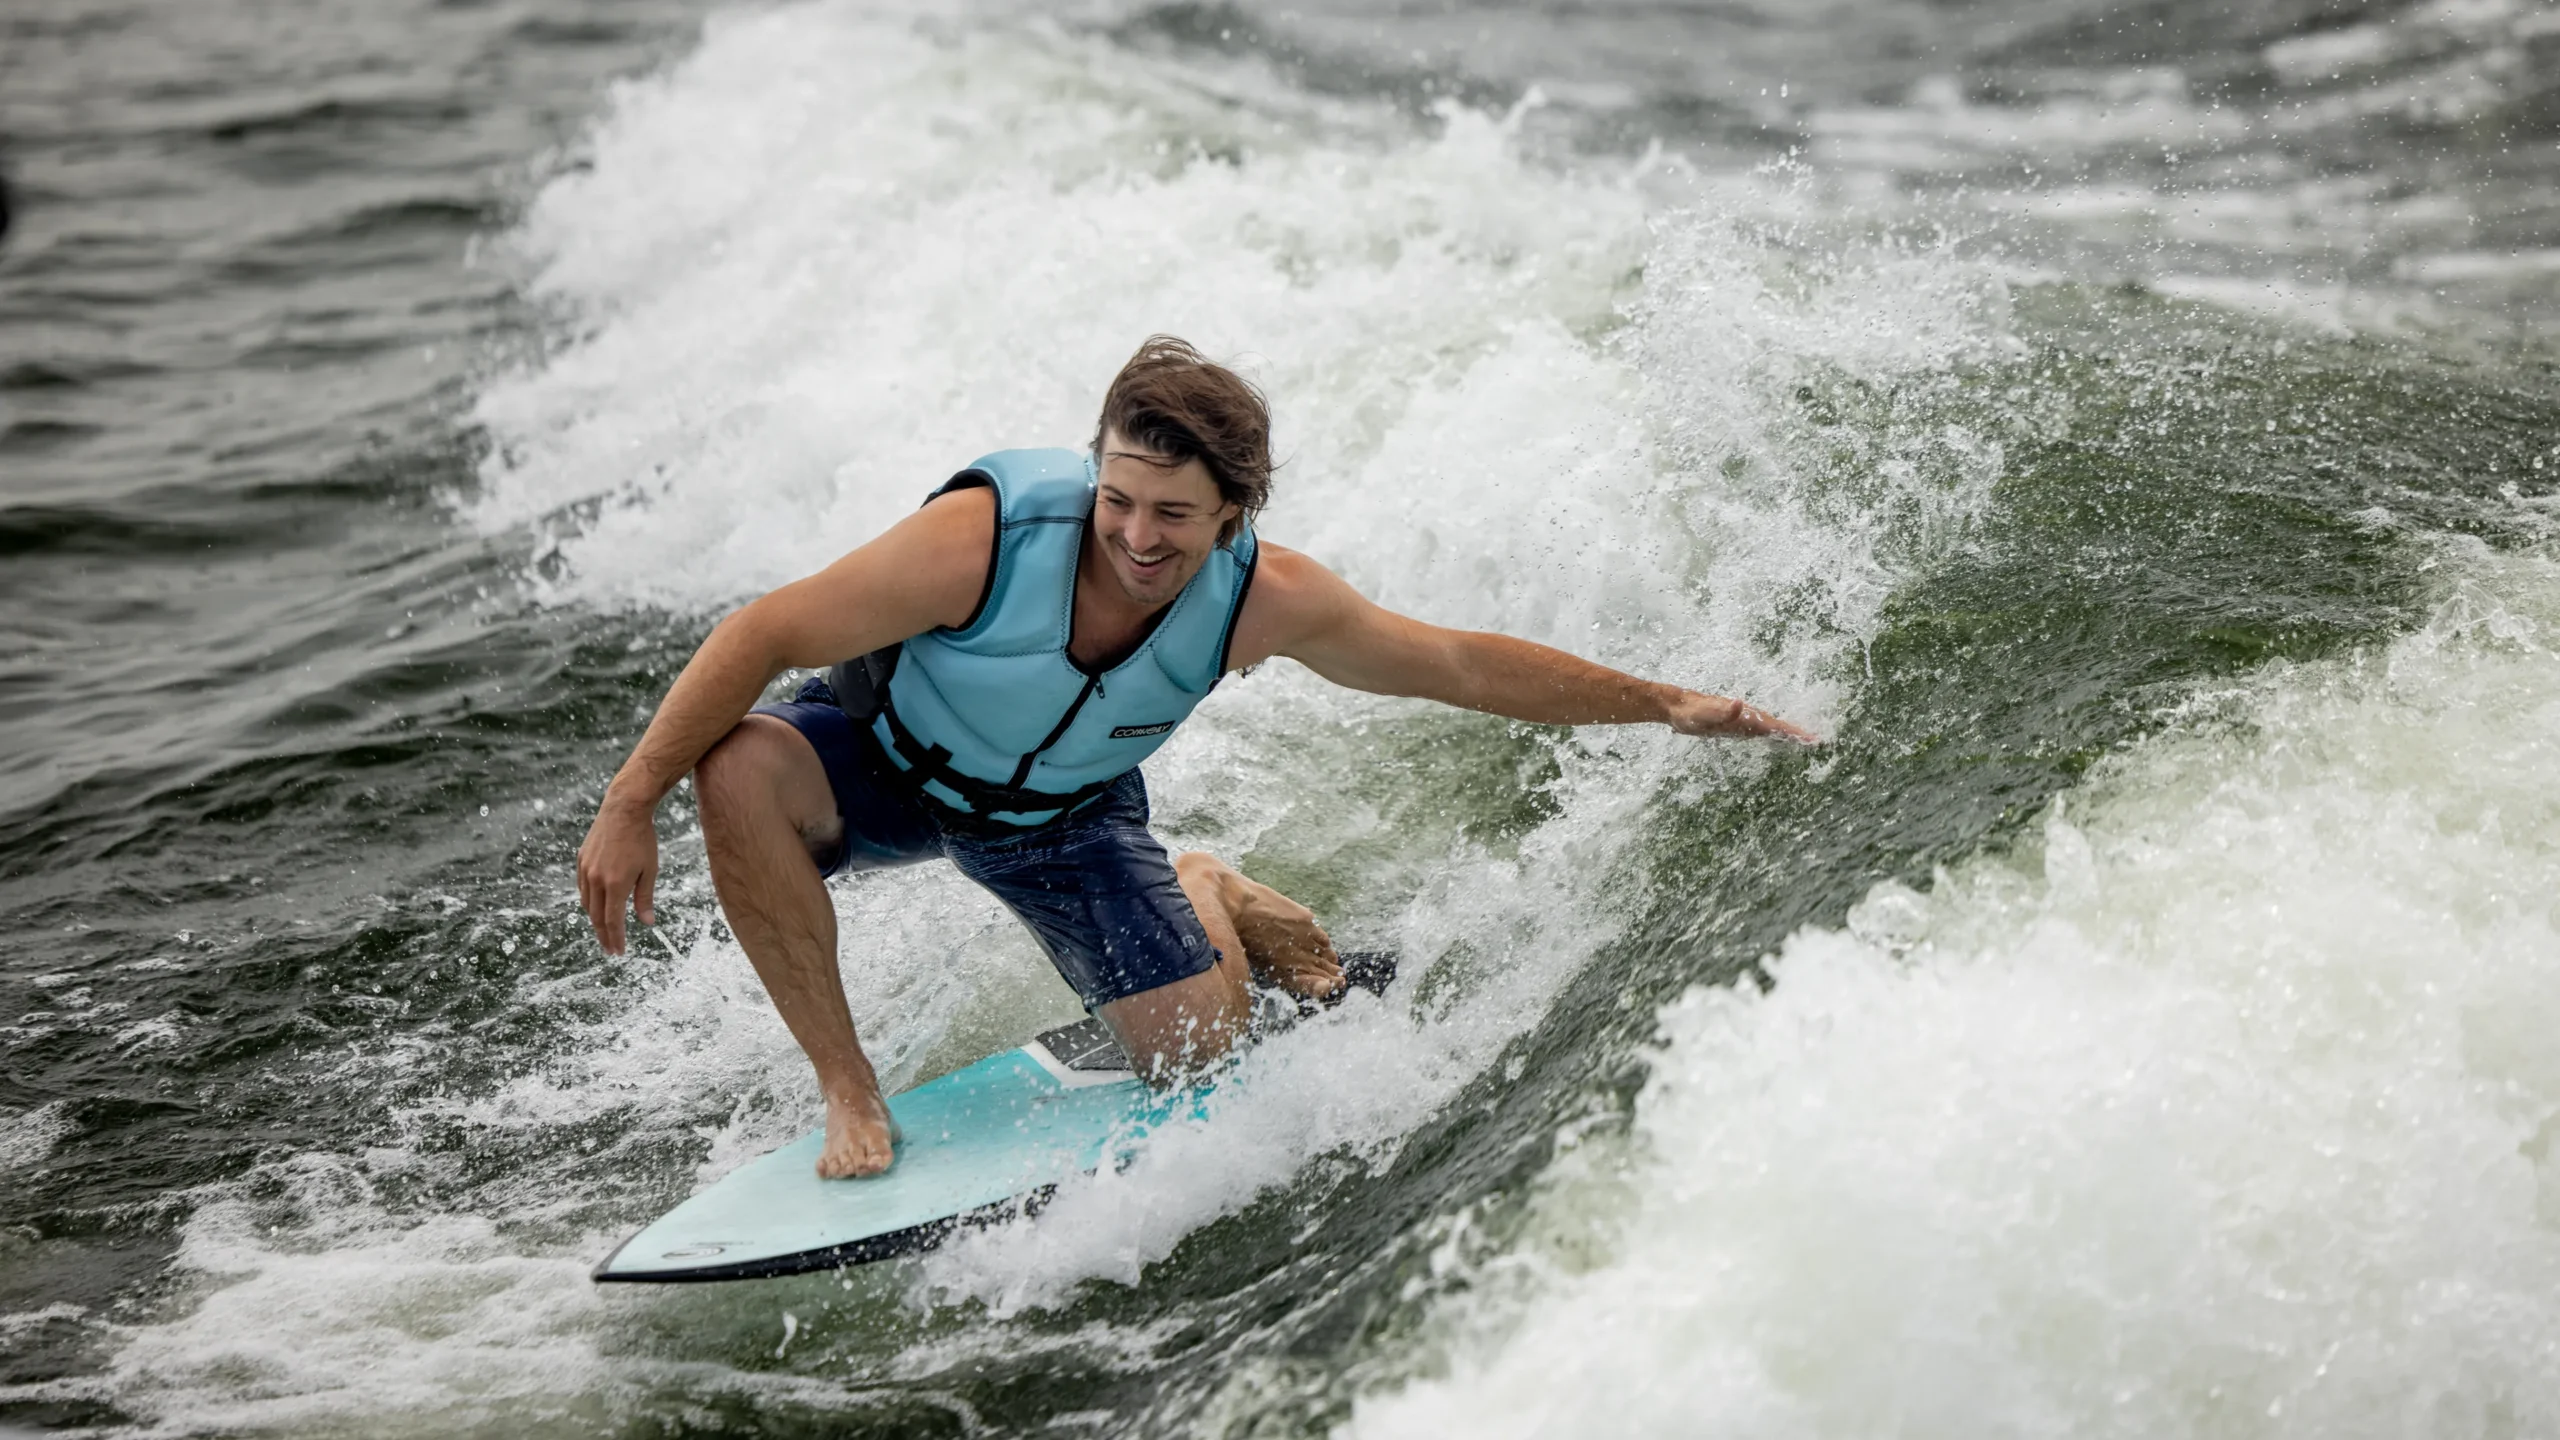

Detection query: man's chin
xmin=1116 ymin=566 xmax=1179 ymax=603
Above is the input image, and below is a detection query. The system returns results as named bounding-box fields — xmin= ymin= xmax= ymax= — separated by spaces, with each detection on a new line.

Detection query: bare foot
xmin=1214 ymin=863 xmax=1344 ymax=1001
xmin=817 ymin=1086 xmax=898 ymax=1179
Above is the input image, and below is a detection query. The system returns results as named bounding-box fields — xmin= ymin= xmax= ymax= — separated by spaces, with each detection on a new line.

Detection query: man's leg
xmin=1097 ymin=853 xmax=1344 ymax=1084
xmin=693 ymin=715 xmax=895 ymax=1179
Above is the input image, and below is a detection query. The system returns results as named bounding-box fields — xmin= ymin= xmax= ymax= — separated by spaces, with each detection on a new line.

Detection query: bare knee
xmin=1173 ymin=850 xmax=1232 ymax=892
xmin=694 ymin=716 xmax=832 ymax=852
xmin=692 ymin=722 xmax=775 ymax=835
xmin=1175 ymin=851 xmax=1247 ymax=919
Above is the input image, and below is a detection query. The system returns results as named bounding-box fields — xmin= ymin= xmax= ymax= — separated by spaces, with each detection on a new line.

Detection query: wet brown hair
xmin=1092 ymin=335 xmax=1272 ymax=541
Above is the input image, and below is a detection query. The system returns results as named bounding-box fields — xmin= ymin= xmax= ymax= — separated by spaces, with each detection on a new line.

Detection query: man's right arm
xmin=575 ymin=486 xmax=994 ymax=953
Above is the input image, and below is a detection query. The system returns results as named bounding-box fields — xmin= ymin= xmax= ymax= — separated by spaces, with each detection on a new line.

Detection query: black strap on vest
xmin=875 ymin=698 xmax=1127 ymax=825
xmin=825 ymin=644 xmax=901 ymax=722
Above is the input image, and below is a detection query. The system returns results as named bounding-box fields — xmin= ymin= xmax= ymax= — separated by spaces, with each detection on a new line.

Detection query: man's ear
xmin=1217 ymin=502 xmax=1246 ymax=546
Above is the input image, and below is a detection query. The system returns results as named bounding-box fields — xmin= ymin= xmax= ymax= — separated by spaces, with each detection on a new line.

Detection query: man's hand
xmin=1665 ymin=690 xmax=1821 ymax=745
xmin=577 ymin=797 xmax=661 ymax=956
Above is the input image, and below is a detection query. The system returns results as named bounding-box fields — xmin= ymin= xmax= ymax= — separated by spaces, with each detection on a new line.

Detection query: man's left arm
xmin=1232 ymin=547 xmax=1819 ymax=744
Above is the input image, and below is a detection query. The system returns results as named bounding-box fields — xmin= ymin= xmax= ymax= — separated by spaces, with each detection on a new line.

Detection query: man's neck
xmin=1068 ymin=531 xmax=1173 ymax=671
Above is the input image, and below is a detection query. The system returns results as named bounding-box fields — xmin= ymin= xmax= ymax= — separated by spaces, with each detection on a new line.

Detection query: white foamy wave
xmin=472 ymin=3 xmax=1644 ymax=614
xmin=90 ymin=1180 xmax=616 ymax=1438
xmin=1345 ymin=542 xmax=2560 ymax=1438
xmin=39 ymin=1146 xmax=914 ymax=1439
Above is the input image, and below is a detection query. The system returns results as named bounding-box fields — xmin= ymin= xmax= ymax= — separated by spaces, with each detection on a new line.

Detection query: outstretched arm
xmin=1227 ymin=546 xmax=1818 ymax=743
xmin=575 ymin=486 xmax=995 ymax=952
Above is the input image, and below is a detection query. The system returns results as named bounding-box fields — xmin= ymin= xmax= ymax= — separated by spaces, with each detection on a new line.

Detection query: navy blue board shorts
xmin=751 ymin=676 xmax=1219 ymax=1010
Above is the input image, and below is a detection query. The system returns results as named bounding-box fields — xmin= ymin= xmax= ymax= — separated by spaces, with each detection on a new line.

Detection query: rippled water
xmin=4 ymin=0 xmax=2557 ymax=1434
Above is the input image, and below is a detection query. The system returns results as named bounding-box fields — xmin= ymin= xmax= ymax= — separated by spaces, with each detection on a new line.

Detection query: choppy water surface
xmin=3 ymin=0 xmax=2557 ymax=1434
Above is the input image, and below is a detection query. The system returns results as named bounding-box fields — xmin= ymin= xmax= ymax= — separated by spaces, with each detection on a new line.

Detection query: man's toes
xmin=816 ymin=1137 xmax=892 ymax=1180
xmin=815 ymin=1111 xmax=899 ymax=1179
xmin=1260 ymin=952 xmax=1341 ymax=998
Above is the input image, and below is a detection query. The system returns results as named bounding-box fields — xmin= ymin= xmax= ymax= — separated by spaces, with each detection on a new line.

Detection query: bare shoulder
xmin=752 ymin=484 xmax=996 ymax=665
xmin=1229 ymin=543 xmax=1360 ymax=671
xmin=824 ymin=485 xmax=992 ymax=613
xmin=905 ymin=482 xmax=998 ymax=552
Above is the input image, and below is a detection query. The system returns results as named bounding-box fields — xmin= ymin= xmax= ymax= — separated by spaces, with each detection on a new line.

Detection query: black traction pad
xmin=1032 ymin=1016 xmax=1129 ymax=1073
xmin=1339 ymin=949 xmax=1398 ymax=998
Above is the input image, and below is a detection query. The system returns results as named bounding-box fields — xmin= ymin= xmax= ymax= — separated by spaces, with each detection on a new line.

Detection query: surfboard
xmin=592 ymin=952 xmax=1395 ymax=1283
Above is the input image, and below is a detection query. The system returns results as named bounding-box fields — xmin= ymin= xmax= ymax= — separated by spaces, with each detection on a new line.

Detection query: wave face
xmin=1349 ymin=548 xmax=2560 ymax=1439
xmin=3 ymin=0 xmax=2558 ymax=1435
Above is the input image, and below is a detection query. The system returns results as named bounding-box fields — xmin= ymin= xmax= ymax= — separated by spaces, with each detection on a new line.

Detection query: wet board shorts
xmin=751 ymin=676 xmax=1219 ymax=1011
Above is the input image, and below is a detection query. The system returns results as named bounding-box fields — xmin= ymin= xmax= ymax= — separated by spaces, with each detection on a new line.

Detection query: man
xmin=577 ymin=337 xmax=1816 ymax=1180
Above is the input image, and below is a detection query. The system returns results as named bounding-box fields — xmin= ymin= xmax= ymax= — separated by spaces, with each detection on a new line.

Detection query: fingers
xmin=575 ymin=853 xmax=605 ymax=955
xmin=598 ymin=874 xmax=627 ymax=955
xmin=1710 ymin=694 xmax=1822 ymax=746
xmin=1753 ymin=710 xmax=1823 ymax=745
xmin=577 ymin=850 xmax=627 ymax=955
xmin=1670 ymin=701 xmax=1822 ymax=745
xmin=576 ymin=808 xmax=662 ymax=956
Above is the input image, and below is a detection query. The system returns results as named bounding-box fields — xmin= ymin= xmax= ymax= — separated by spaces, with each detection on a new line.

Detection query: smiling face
xmin=1089 ymin=428 xmax=1242 ymax=609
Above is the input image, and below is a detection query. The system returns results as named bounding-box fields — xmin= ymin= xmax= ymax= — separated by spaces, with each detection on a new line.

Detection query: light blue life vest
xmin=847 ymin=448 xmax=1258 ymax=829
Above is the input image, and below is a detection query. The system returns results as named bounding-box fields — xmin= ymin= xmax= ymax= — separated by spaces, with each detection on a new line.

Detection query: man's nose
xmin=1124 ymin=511 xmax=1164 ymax=554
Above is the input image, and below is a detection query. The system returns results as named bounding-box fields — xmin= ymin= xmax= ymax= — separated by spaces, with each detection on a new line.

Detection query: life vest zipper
xmin=1006 ymin=668 xmax=1101 ymax=790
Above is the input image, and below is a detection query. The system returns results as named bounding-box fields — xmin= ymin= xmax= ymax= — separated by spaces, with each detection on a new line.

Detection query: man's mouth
xmin=1117 ymin=543 xmax=1173 ymax=576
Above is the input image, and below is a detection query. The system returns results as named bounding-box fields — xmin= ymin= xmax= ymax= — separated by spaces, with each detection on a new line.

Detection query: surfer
xmin=577 ymin=336 xmax=1817 ymax=1179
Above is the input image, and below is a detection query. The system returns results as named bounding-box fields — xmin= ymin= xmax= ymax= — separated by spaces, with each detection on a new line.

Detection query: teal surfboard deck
xmin=592 ymin=1017 xmax=1183 ymax=1282
xmin=593 ymin=952 xmax=1395 ymax=1283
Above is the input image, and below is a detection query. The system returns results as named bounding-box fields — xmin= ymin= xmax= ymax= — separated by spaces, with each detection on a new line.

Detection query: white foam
xmin=2396 ymin=249 xmax=2560 ymax=284
xmin=0 ymin=1101 xmax=75 ymax=1172
xmin=1343 ymin=542 xmax=2560 ymax=1438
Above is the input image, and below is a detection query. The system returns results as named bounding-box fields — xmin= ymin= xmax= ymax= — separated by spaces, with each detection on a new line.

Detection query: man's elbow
xmin=1386 ymin=663 xmax=1482 ymax=712
xmin=703 ymin=600 xmax=793 ymax=675
xmin=703 ymin=602 xmax=759 ymax=646
xmin=1418 ymin=634 xmax=1500 ymax=711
